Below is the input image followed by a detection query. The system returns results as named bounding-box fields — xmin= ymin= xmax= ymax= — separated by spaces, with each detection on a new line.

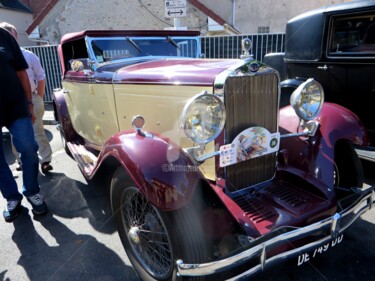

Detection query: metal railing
xmin=201 ymin=33 xmax=285 ymax=60
xmin=24 ymin=45 xmax=62 ymax=103
xmin=23 ymin=33 xmax=285 ymax=103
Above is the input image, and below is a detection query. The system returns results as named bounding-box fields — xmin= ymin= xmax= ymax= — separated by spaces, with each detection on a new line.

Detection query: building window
xmin=258 ymin=26 xmax=270 ymax=34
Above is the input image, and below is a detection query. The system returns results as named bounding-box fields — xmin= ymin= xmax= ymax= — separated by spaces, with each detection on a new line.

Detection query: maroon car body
xmin=53 ymin=30 xmax=375 ymax=280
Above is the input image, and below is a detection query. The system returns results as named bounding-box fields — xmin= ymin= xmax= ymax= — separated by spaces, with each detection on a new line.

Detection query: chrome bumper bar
xmin=355 ymin=146 xmax=375 ymax=162
xmin=176 ymin=187 xmax=375 ymax=280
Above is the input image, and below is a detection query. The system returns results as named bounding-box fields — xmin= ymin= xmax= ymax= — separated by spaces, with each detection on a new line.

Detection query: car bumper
xmin=176 ymin=186 xmax=375 ymax=280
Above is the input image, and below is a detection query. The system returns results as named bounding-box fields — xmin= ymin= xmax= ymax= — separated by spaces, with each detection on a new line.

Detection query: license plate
xmin=297 ymin=234 xmax=344 ymax=266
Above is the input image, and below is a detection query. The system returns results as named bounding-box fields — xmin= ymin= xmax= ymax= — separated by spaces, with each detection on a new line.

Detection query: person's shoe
xmin=41 ymin=162 xmax=53 ymax=174
xmin=27 ymin=194 xmax=48 ymax=215
xmin=3 ymin=200 xmax=22 ymax=222
xmin=15 ymin=162 xmax=22 ymax=171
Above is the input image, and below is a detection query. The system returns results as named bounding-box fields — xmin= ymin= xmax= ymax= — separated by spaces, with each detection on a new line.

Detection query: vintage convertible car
xmin=264 ymin=1 xmax=375 ymax=162
xmin=53 ymin=30 xmax=375 ymax=280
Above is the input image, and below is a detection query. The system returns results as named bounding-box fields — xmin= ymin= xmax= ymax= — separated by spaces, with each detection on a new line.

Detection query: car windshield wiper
xmin=126 ymin=37 xmax=143 ymax=54
xmin=166 ymin=36 xmax=181 ymax=50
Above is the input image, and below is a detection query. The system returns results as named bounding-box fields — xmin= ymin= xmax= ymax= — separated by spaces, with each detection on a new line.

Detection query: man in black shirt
xmin=0 ymin=26 xmax=48 ymax=222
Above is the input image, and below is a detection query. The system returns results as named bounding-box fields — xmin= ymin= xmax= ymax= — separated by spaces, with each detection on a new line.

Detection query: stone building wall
xmin=38 ymin=0 xmax=207 ymax=44
xmin=0 ymin=9 xmax=34 ymax=46
xmin=36 ymin=0 xmax=355 ymax=44
xmin=199 ymin=0 xmax=353 ymax=34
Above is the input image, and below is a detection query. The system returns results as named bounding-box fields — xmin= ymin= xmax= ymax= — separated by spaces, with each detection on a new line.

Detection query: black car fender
xmin=280 ymin=77 xmax=307 ymax=107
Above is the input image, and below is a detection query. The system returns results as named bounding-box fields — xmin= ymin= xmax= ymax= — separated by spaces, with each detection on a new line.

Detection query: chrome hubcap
xmin=128 ymin=226 xmax=141 ymax=245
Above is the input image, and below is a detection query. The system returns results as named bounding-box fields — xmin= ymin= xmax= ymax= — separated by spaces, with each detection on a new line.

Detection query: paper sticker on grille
xmin=220 ymin=126 xmax=280 ymax=167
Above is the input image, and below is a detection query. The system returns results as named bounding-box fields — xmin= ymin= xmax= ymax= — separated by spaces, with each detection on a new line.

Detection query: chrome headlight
xmin=182 ymin=92 xmax=226 ymax=144
xmin=290 ymin=78 xmax=324 ymax=121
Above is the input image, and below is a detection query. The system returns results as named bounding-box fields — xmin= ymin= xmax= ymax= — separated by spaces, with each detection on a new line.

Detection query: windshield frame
xmin=85 ymin=35 xmax=201 ymax=63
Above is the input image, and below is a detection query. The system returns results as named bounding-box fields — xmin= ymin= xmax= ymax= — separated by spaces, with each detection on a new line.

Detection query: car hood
xmin=111 ymin=58 xmax=243 ymax=85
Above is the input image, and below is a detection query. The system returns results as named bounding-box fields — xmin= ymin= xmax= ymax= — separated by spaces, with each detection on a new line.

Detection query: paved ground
xmin=41 ymin=103 xmax=57 ymax=125
xmin=0 ymin=107 xmax=374 ymax=281
xmin=1 ymin=122 xmax=139 ymax=281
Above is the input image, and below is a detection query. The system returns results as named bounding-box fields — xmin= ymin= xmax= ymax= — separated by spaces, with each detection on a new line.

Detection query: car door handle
xmin=317 ymin=65 xmax=328 ymax=70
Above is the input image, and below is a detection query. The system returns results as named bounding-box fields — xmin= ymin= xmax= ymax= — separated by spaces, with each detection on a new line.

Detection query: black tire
xmin=334 ymin=141 xmax=364 ymax=188
xmin=110 ymin=167 xmax=207 ymax=281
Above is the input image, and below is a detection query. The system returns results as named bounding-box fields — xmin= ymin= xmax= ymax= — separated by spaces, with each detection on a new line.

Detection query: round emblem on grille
xmin=248 ymin=62 xmax=260 ymax=72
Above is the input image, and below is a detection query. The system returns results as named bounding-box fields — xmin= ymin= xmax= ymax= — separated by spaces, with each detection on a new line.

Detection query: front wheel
xmin=111 ymin=168 xmax=207 ymax=281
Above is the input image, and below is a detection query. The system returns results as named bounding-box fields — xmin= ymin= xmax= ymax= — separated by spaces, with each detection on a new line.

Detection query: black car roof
xmin=285 ymin=0 xmax=375 ymax=61
xmin=291 ymin=0 xmax=375 ymax=22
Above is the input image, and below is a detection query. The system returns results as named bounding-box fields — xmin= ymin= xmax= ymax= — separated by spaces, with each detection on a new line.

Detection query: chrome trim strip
xmin=176 ymin=188 xmax=375 ymax=279
xmin=355 ymin=147 xmax=375 ymax=163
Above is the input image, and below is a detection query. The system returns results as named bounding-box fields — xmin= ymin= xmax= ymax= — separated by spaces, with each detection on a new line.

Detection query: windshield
xmin=89 ymin=36 xmax=199 ymax=63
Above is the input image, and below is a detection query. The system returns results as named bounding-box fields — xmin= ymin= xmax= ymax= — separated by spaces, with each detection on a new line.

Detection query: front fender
xmin=97 ymin=131 xmax=207 ymax=211
xmin=279 ymin=102 xmax=368 ymax=187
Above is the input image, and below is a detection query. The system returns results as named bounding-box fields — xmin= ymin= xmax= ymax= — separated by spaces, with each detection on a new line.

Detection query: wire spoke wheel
xmin=121 ymin=186 xmax=173 ymax=279
xmin=111 ymin=167 xmax=208 ymax=281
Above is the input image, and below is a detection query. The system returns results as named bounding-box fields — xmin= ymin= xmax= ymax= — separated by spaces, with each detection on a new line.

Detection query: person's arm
xmin=16 ymin=69 xmax=36 ymax=123
xmin=29 ymin=51 xmax=46 ymax=98
xmin=37 ymin=79 xmax=46 ymax=99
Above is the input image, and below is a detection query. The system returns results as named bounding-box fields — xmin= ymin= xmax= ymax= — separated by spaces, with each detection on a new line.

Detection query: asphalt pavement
xmin=1 ymin=105 xmax=139 ymax=281
xmin=0 ymin=105 xmax=375 ymax=281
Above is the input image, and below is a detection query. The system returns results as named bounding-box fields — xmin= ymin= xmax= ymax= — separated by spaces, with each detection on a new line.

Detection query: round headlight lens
xmin=290 ymin=78 xmax=324 ymax=121
xmin=182 ymin=92 xmax=226 ymax=144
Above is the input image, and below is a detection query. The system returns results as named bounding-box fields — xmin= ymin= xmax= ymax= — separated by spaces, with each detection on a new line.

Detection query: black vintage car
xmin=265 ymin=0 xmax=375 ymax=161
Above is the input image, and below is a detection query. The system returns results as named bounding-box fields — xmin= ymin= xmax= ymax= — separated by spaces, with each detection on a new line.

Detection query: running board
xmin=67 ymin=142 xmax=98 ymax=177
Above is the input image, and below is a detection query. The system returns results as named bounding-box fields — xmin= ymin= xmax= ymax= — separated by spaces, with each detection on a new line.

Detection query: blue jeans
xmin=0 ymin=118 xmax=40 ymax=201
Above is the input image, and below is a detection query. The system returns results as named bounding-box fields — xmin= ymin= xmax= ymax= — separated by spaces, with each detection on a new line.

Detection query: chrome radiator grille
xmin=224 ymin=73 xmax=279 ymax=191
